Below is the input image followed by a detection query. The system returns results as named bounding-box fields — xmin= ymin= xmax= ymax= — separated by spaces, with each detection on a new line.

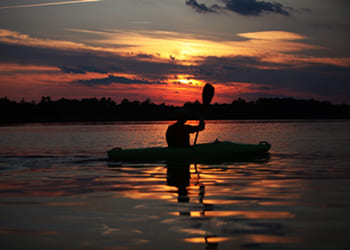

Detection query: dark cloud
xmin=0 ymin=42 xmax=187 ymax=78
xmin=186 ymin=0 xmax=291 ymax=16
xmin=75 ymin=75 xmax=165 ymax=86
xmin=80 ymin=66 xmax=108 ymax=74
xmin=59 ymin=65 xmax=107 ymax=74
xmin=186 ymin=0 xmax=217 ymax=14
xmin=194 ymin=56 xmax=350 ymax=100
xmin=136 ymin=53 xmax=154 ymax=59
xmin=59 ymin=66 xmax=86 ymax=74
xmin=221 ymin=0 xmax=291 ymax=16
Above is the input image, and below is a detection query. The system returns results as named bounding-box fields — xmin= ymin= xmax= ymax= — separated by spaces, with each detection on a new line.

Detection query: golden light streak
xmin=259 ymin=201 xmax=299 ymax=206
xmin=170 ymin=75 xmax=204 ymax=86
xmin=238 ymin=31 xmax=308 ymax=40
xmin=170 ymin=210 xmax=295 ymax=219
xmin=184 ymin=237 xmax=231 ymax=244
xmin=245 ymin=234 xmax=302 ymax=244
xmin=203 ymin=199 xmax=244 ymax=204
xmin=101 ymin=224 xmax=120 ymax=236
xmin=124 ymin=192 xmax=174 ymax=200
xmin=175 ymin=228 xmax=208 ymax=235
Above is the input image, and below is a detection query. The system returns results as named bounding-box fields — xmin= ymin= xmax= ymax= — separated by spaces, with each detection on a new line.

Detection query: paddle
xmin=193 ymin=83 xmax=215 ymax=145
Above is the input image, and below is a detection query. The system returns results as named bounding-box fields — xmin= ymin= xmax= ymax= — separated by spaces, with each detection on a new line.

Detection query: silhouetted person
xmin=166 ymin=112 xmax=205 ymax=147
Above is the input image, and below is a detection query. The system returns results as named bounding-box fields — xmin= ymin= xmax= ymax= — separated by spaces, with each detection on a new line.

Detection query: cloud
xmin=221 ymin=0 xmax=291 ymax=16
xmin=0 ymin=0 xmax=103 ymax=10
xmin=0 ymin=29 xmax=109 ymax=54
xmin=193 ymin=55 xmax=350 ymax=99
xmin=237 ymin=31 xmax=307 ymax=40
xmin=136 ymin=54 xmax=154 ymax=59
xmin=185 ymin=0 xmax=291 ymax=16
xmin=59 ymin=66 xmax=107 ymax=74
xmin=75 ymin=75 xmax=165 ymax=86
xmin=59 ymin=66 xmax=85 ymax=74
xmin=0 ymin=29 xmax=188 ymax=79
xmin=185 ymin=0 xmax=217 ymax=14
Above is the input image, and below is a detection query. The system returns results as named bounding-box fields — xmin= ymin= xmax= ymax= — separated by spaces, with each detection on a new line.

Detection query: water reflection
xmin=108 ymin=159 xmax=303 ymax=248
xmin=166 ymin=162 xmax=221 ymax=249
xmin=166 ymin=162 xmax=190 ymax=203
xmin=1 ymin=156 xmax=304 ymax=249
xmin=162 ymin=160 xmax=301 ymax=249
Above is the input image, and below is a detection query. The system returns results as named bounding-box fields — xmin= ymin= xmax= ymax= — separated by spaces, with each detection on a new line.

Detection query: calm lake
xmin=1 ymin=120 xmax=350 ymax=249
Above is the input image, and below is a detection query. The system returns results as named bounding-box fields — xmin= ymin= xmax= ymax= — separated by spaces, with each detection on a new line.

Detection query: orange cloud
xmin=67 ymin=29 xmax=315 ymax=61
xmin=0 ymin=29 xmax=116 ymax=54
xmin=0 ymin=63 xmax=59 ymax=73
xmin=1 ymin=28 xmax=349 ymax=69
xmin=238 ymin=31 xmax=308 ymax=40
xmin=65 ymin=28 xmax=350 ymax=69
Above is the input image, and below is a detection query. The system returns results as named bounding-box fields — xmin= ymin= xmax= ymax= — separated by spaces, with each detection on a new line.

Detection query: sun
xmin=171 ymin=75 xmax=204 ymax=86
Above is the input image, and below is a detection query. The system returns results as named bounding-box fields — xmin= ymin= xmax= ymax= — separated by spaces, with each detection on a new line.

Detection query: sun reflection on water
xmin=107 ymin=161 xmax=300 ymax=248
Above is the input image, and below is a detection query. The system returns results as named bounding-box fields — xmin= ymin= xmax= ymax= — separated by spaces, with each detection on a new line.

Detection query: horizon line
xmin=1 ymin=96 xmax=346 ymax=106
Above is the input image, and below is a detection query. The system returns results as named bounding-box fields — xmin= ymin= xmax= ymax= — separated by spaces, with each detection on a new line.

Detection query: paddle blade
xmin=202 ymin=83 xmax=215 ymax=105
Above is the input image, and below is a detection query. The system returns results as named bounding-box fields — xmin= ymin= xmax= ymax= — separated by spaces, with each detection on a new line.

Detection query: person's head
xmin=176 ymin=111 xmax=187 ymax=124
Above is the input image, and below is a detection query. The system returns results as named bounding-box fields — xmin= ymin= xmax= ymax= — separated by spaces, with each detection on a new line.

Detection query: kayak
xmin=107 ymin=140 xmax=271 ymax=162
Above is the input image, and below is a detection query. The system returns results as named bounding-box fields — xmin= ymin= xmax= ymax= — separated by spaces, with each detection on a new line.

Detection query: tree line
xmin=1 ymin=96 xmax=349 ymax=123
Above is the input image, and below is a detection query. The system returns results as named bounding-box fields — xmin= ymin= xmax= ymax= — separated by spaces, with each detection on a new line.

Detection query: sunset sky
xmin=1 ymin=0 xmax=349 ymax=105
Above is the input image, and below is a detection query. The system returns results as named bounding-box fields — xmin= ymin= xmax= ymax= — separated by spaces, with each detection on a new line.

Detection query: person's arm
xmin=197 ymin=119 xmax=205 ymax=131
xmin=186 ymin=120 xmax=205 ymax=134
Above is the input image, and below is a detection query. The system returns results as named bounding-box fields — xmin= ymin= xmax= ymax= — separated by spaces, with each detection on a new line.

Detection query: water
xmin=0 ymin=120 xmax=350 ymax=249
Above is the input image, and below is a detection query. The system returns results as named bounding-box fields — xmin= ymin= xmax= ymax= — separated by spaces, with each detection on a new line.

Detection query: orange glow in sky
xmin=1 ymin=26 xmax=350 ymax=104
xmin=67 ymin=29 xmax=328 ymax=64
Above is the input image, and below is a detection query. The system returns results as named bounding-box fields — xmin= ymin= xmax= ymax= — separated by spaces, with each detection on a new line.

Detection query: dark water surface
xmin=1 ymin=120 xmax=350 ymax=249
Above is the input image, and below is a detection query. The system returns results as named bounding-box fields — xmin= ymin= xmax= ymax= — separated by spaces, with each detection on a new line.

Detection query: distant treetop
xmin=1 ymin=96 xmax=349 ymax=123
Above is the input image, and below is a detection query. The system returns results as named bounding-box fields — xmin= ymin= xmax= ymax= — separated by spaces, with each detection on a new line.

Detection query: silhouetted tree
xmin=0 ymin=96 xmax=349 ymax=123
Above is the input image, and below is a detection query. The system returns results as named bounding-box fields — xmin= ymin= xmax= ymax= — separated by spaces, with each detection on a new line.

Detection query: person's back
xmin=166 ymin=117 xmax=205 ymax=147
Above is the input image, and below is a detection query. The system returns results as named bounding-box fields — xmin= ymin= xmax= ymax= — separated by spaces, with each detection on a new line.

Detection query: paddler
xmin=166 ymin=112 xmax=205 ymax=147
